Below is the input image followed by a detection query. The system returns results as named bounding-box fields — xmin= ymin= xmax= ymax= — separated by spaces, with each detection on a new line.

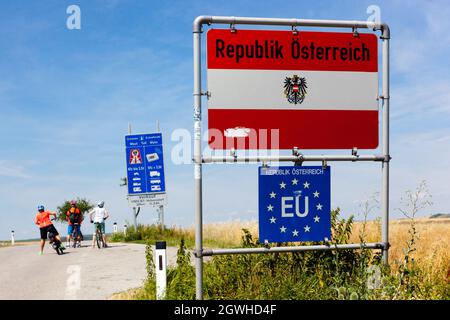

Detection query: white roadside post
xmin=123 ymin=224 xmax=127 ymax=236
xmin=11 ymin=230 xmax=15 ymax=246
xmin=113 ymin=222 xmax=118 ymax=233
xmin=155 ymin=241 xmax=167 ymax=300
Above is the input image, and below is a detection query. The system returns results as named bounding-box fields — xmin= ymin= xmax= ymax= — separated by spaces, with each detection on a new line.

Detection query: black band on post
xmin=156 ymin=241 xmax=166 ymax=250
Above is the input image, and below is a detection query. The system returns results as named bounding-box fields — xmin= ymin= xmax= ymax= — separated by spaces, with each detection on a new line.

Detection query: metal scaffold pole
xmin=381 ymin=29 xmax=391 ymax=265
xmin=193 ymin=27 xmax=203 ymax=300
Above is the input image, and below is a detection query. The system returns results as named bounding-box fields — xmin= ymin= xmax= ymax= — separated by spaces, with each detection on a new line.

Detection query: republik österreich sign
xmin=206 ymin=29 xmax=378 ymax=150
xmin=213 ymin=36 xmax=371 ymax=64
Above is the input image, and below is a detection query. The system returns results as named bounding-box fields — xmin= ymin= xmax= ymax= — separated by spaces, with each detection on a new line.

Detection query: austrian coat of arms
xmin=283 ymin=75 xmax=307 ymax=104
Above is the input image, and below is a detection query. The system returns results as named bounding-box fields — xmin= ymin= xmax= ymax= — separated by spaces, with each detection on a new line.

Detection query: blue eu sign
xmin=125 ymin=133 xmax=166 ymax=195
xmin=259 ymin=166 xmax=331 ymax=243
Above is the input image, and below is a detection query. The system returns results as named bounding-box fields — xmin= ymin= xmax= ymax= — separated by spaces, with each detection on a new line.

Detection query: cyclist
xmin=66 ymin=200 xmax=83 ymax=247
xmin=35 ymin=205 xmax=64 ymax=255
xmin=89 ymin=201 xmax=110 ymax=248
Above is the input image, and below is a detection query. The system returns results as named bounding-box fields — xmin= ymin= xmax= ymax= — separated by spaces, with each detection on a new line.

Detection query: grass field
xmin=0 ymin=241 xmax=39 ymax=248
xmin=111 ymin=215 xmax=450 ymax=300
xmin=187 ymin=217 xmax=450 ymax=285
xmin=352 ymin=218 xmax=450 ymax=279
xmin=192 ymin=217 xmax=450 ymax=275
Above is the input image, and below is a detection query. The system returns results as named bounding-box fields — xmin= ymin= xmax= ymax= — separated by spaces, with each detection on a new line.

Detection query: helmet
xmin=97 ymin=201 xmax=105 ymax=208
xmin=70 ymin=200 xmax=77 ymax=206
xmin=37 ymin=205 xmax=44 ymax=212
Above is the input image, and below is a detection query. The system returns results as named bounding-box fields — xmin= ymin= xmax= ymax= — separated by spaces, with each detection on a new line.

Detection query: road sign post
xmin=193 ymin=16 xmax=390 ymax=300
xmin=157 ymin=205 xmax=165 ymax=231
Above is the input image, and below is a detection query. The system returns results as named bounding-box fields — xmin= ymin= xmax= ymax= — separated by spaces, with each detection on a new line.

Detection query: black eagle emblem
xmin=284 ymin=75 xmax=307 ymax=104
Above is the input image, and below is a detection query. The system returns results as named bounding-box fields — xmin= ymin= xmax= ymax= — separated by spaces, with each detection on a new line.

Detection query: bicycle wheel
xmin=72 ymin=229 xmax=78 ymax=248
xmin=100 ymin=233 xmax=106 ymax=248
xmin=96 ymin=230 xmax=101 ymax=249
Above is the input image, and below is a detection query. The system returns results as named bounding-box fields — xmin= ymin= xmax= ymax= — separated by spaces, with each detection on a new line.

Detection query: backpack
xmin=69 ymin=209 xmax=79 ymax=224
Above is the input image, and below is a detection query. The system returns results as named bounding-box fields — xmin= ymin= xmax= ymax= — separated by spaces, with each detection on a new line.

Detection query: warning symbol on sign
xmin=129 ymin=149 xmax=143 ymax=164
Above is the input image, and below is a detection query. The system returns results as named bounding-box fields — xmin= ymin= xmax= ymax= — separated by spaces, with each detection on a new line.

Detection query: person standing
xmin=89 ymin=201 xmax=110 ymax=248
xmin=35 ymin=205 xmax=64 ymax=255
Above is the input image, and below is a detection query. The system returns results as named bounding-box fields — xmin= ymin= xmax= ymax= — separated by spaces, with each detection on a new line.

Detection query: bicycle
xmin=48 ymin=218 xmax=64 ymax=255
xmin=48 ymin=231 xmax=65 ymax=255
xmin=92 ymin=221 xmax=106 ymax=249
xmin=71 ymin=223 xmax=81 ymax=248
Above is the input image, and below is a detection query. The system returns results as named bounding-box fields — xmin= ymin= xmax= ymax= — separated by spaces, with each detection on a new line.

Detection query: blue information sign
xmin=125 ymin=133 xmax=166 ymax=195
xmin=259 ymin=166 xmax=331 ymax=243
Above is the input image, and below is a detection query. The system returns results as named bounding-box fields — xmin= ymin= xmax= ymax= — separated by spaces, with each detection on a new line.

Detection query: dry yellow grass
xmin=352 ymin=218 xmax=449 ymax=277
xmin=111 ymin=217 xmax=449 ymax=299
xmin=0 ymin=241 xmax=38 ymax=248
xmin=109 ymin=287 xmax=144 ymax=300
xmin=201 ymin=220 xmax=259 ymax=247
xmin=188 ymin=217 xmax=450 ymax=278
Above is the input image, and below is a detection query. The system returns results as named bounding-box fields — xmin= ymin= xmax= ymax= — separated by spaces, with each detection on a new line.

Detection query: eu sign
xmin=125 ymin=133 xmax=166 ymax=196
xmin=259 ymin=166 xmax=331 ymax=243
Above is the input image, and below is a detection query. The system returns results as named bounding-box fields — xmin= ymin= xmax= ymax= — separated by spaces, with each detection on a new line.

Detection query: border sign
xmin=193 ymin=16 xmax=390 ymax=301
xmin=125 ymin=133 xmax=166 ymax=206
xmin=207 ymin=29 xmax=379 ymax=150
xmin=259 ymin=166 xmax=331 ymax=243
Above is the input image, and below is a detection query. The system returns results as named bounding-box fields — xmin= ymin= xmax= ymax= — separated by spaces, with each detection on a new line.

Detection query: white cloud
xmin=425 ymin=2 xmax=450 ymax=44
xmin=0 ymin=161 xmax=30 ymax=179
xmin=392 ymin=80 xmax=450 ymax=118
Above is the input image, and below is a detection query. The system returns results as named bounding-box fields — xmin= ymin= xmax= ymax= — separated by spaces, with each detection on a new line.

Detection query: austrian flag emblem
xmin=284 ymin=74 xmax=307 ymax=104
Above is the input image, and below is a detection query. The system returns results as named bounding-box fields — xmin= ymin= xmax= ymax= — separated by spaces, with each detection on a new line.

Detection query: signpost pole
xmin=381 ymin=29 xmax=391 ymax=265
xmin=193 ymin=24 xmax=203 ymax=300
xmin=128 ymin=123 xmax=139 ymax=230
xmin=158 ymin=205 xmax=165 ymax=231
xmin=133 ymin=207 xmax=138 ymax=229
xmin=156 ymin=120 xmax=165 ymax=232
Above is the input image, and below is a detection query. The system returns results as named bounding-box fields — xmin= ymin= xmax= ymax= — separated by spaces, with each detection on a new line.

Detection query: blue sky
xmin=1 ymin=0 xmax=449 ymax=240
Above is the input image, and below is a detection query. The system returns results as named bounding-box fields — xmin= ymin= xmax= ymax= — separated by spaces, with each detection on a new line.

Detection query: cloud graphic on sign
xmin=224 ymin=127 xmax=251 ymax=138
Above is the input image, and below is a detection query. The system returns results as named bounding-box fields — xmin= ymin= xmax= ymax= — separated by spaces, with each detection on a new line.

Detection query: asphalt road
xmin=0 ymin=241 xmax=180 ymax=300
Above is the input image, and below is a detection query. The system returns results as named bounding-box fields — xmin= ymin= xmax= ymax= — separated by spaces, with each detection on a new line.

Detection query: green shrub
xmin=109 ymin=224 xmax=192 ymax=246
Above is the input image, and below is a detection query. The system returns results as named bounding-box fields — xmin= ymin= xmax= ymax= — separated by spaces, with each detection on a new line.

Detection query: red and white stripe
xmin=206 ymin=29 xmax=379 ymax=150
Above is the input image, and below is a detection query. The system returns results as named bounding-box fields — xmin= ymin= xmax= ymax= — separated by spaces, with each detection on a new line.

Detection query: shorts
xmin=40 ymin=225 xmax=58 ymax=240
xmin=68 ymin=224 xmax=81 ymax=236
xmin=94 ymin=222 xmax=105 ymax=234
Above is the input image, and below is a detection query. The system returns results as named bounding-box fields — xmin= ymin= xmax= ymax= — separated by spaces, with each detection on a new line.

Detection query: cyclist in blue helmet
xmin=35 ymin=205 xmax=64 ymax=255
